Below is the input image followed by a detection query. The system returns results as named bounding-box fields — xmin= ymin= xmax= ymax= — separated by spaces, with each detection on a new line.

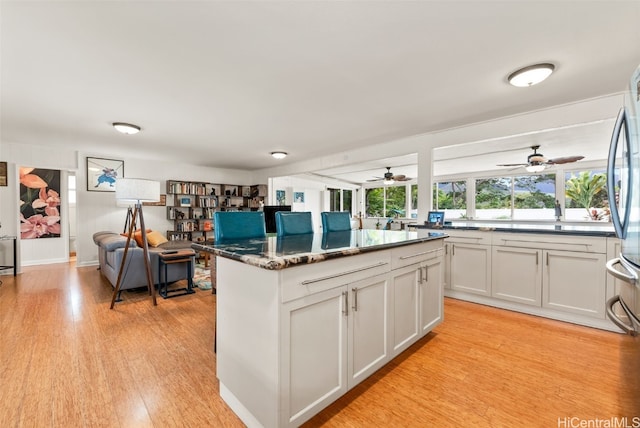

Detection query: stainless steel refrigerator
xmin=605 ymin=63 xmax=640 ymax=416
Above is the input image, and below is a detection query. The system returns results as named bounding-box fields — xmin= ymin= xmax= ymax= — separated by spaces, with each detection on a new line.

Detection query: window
xmin=564 ymin=169 xmax=610 ymax=221
xmin=475 ymin=174 xmax=555 ymax=220
xmin=513 ymin=174 xmax=555 ymax=220
xmin=343 ymin=189 xmax=352 ymax=213
xmin=328 ymin=188 xmax=353 ymax=213
xmin=410 ymin=184 xmax=418 ymax=218
xmin=365 ymin=185 xmax=407 ymax=218
xmin=433 ymin=180 xmax=466 ymax=219
xmin=68 ymin=174 xmax=76 ymax=205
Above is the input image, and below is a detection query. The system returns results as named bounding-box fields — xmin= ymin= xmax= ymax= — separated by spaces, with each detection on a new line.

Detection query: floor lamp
xmin=110 ymin=178 xmax=161 ymax=309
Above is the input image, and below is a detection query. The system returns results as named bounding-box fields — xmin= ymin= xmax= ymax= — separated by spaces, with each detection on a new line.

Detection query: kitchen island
xmin=193 ymin=229 xmax=447 ymax=427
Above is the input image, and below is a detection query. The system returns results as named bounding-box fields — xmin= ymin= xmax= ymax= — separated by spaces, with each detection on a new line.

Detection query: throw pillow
xmin=147 ymin=230 xmax=169 ymax=247
xmin=121 ymin=229 xmax=151 ymax=247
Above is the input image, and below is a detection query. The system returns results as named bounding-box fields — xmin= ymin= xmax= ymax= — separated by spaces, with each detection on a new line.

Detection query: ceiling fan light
xmin=271 ymin=151 xmax=287 ymax=159
xmin=508 ymin=63 xmax=555 ymax=87
xmin=112 ymin=122 xmax=141 ymax=135
xmin=525 ymin=164 xmax=546 ymax=173
xmin=383 ymin=178 xmax=394 ymax=185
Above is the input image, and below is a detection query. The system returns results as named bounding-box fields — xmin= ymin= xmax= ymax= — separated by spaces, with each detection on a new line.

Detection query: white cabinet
xmin=284 ymin=286 xmax=348 ymax=426
xmin=348 ymin=274 xmax=390 ymax=388
xmin=390 ymin=263 xmax=420 ymax=356
xmin=444 ymin=231 xmax=615 ymax=330
xmin=492 ymin=246 xmax=542 ymax=306
xmin=450 ymin=242 xmax=492 ymax=296
xmin=216 ymin=238 xmax=446 ymax=428
xmin=420 ymin=255 xmax=444 ymax=335
xmin=284 ymin=272 xmax=389 ymax=426
xmin=542 ymin=249 xmax=607 ymax=318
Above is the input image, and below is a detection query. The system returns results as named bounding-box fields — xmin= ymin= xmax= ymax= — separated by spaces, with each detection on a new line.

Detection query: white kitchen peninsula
xmin=193 ymin=229 xmax=447 ymax=428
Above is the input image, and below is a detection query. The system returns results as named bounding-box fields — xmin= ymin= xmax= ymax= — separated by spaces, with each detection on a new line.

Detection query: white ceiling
xmin=2 ymin=1 xmax=640 ymax=182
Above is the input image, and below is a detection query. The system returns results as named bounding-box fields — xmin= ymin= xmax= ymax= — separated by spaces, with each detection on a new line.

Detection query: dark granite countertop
xmin=411 ymin=222 xmax=616 ymax=237
xmin=192 ymin=229 xmax=448 ymax=270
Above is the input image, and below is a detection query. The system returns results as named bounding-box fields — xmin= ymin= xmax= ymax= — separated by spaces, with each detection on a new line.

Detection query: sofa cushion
xmin=147 ymin=230 xmax=169 ymax=247
xmin=100 ymin=234 xmax=137 ymax=251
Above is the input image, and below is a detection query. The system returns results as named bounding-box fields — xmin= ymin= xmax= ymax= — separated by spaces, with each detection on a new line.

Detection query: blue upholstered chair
xmin=214 ymin=211 xmax=266 ymax=241
xmin=321 ymin=211 xmax=352 ymax=232
xmin=275 ymin=211 xmax=314 ymax=236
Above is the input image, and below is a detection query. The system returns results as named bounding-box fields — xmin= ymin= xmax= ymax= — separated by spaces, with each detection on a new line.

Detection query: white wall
xmin=271 ymin=175 xmax=327 ymax=232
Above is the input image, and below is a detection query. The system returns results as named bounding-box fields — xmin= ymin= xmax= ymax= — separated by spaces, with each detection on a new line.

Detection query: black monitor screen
xmin=263 ymin=205 xmax=292 ymax=233
xmin=427 ymin=211 xmax=445 ymax=227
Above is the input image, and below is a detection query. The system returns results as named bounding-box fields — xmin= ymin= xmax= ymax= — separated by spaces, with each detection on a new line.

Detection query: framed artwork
xmin=0 ymin=162 xmax=7 ymax=186
xmin=294 ymin=192 xmax=305 ymax=203
xmin=276 ymin=189 xmax=286 ymax=205
xmin=86 ymin=157 xmax=124 ymax=192
xmin=19 ymin=167 xmax=61 ymax=239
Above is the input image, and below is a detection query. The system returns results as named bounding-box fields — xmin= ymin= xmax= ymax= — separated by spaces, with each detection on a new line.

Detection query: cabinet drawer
xmin=280 ymin=250 xmax=391 ymax=303
xmin=492 ymin=232 xmax=606 ymax=253
xmin=445 ymin=230 xmax=492 ymax=246
xmin=391 ymin=241 xmax=444 ymax=270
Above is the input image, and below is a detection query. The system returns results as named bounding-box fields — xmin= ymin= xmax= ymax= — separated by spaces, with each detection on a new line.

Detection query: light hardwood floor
xmin=0 ymin=262 xmax=637 ymax=427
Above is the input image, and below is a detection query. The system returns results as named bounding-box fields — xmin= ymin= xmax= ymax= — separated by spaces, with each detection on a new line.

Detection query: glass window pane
xmin=475 ymin=177 xmax=512 ymax=219
xmin=513 ymin=174 xmax=556 ymax=220
xmin=365 ymin=188 xmax=384 ymax=217
xmin=565 ymin=169 xmax=609 ymax=221
xmin=343 ymin=189 xmax=352 ymax=213
xmin=385 ymin=186 xmax=406 ymax=217
xmin=410 ymin=184 xmax=418 ymax=218
xmin=434 ymin=181 xmax=467 ymax=219
xmin=328 ymin=188 xmax=340 ymax=211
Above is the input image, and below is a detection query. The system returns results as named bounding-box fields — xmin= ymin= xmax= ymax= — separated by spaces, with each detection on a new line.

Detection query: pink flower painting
xmin=19 ymin=167 xmax=62 ymax=239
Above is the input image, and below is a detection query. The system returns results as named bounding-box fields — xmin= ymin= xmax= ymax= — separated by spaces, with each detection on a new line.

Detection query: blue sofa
xmin=93 ymin=231 xmax=195 ymax=293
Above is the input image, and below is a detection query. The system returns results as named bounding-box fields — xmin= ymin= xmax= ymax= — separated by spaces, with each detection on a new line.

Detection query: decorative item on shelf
xmin=111 ymin=178 xmax=160 ymax=309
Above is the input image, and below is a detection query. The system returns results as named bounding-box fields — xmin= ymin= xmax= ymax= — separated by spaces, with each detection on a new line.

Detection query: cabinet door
xmin=542 ymin=250 xmax=607 ymax=318
xmin=390 ymin=264 xmax=420 ymax=356
xmin=420 ymin=256 xmax=444 ymax=335
xmin=450 ymin=243 xmax=492 ymax=296
xmin=283 ymin=286 xmax=348 ymax=426
xmin=348 ymin=274 xmax=389 ymax=388
xmin=492 ymin=246 xmax=542 ymax=306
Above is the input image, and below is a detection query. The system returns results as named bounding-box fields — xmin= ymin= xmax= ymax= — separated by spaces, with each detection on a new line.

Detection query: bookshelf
xmin=165 ymin=180 xmax=267 ymax=241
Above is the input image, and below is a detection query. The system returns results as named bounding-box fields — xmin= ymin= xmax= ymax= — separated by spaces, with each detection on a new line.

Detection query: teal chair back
xmin=214 ymin=211 xmax=266 ymax=241
xmin=321 ymin=211 xmax=352 ymax=232
xmin=275 ymin=211 xmax=314 ymax=236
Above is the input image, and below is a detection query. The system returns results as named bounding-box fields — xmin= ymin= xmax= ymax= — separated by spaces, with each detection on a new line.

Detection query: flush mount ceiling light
xmin=508 ymin=63 xmax=555 ymax=87
xmin=271 ymin=151 xmax=287 ymax=159
xmin=112 ymin=122 xmax=141 ymax=135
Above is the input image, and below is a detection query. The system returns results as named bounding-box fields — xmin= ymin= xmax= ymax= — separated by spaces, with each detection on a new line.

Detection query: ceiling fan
xmin=368 ymin=167 xmax=411 ymax=184
xmin=496 ymin=145 xmax=584 ymax=172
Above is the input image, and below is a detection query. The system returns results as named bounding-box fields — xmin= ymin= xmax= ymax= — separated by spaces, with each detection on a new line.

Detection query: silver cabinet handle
xmin=424 ymin=266 xmax=428 ymax=282
xmin=301 ymin=261 xmax=388 ymax=285
xmin=606 ymin=258 xmax=638 ymax=285
xmin=536 ymin=252 xmax=539 ymax=265
xmin=452 ymin=244 xmax=455 ymax=256
xmin=399 ymin=248 xmax=441 ymax=260
xmin=352 ymin=287 xmax=358 ymax=312
xmin=418 ymin=266 xmax=423 ymax=284
xmin=343 ymin=291 xmax=348 ymax=316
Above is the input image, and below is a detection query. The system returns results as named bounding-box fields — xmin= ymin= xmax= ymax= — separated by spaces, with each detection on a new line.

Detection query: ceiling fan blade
xmin=546 ymin=155 xmax=584 ymax=165
xmin=497 ymin=163 xmax=527 ymax=167
xmin=367 ymin=178 xmax=383 ymax=182
xmin=392 ymin=174 xmax=407 ymax=181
